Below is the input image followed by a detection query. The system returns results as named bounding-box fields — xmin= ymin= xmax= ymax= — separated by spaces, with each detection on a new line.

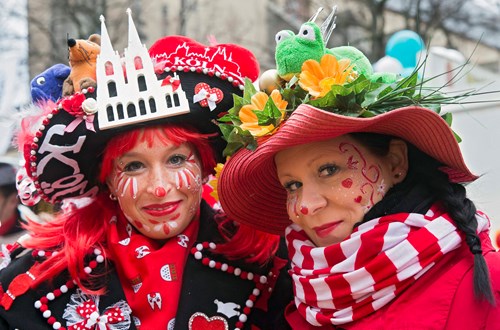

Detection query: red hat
xmin=216 ymin=21 xmax=481 ymax=235
xmin=218 ymin=104 xmax=477 ymax=235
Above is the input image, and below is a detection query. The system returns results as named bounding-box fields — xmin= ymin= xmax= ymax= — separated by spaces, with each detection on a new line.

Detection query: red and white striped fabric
xmin=285 ymin=205 xmax=490 ymax=326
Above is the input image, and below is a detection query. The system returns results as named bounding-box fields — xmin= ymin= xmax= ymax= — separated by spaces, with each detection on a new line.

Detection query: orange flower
xmin=239 ymin=90 xmax=287 ymax=137
xmin=299 ymin=54 xmax=355 ymax=98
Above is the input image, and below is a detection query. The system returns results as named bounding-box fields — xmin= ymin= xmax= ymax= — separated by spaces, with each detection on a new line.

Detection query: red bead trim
xmin=163 ymin=66 xmax=245 ymax=91
xmin=33 ymin=248 xmax=105 ymax=329
xmin=190 ymin=242 xmax=269 ymax=330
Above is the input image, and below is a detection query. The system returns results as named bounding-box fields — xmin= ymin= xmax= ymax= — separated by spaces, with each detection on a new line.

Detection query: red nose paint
xmin=300 ymin=206 xmax=309 ymax=215
xmin=155 ymin=187 xmax=166 ymax=197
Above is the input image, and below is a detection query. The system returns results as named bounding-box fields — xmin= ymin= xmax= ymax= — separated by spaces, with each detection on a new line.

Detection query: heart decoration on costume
xmin=193 ymin=83 xmax=224 ymax=111
xmin=188 ymin=312 xmax=228 ymax=330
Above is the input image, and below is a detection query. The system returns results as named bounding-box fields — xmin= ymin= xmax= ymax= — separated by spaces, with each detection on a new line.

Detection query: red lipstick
xmin=313 ymin=221 xmax=342 ymax=238
xmin=143 ymin=201 xmax=180 ymax=217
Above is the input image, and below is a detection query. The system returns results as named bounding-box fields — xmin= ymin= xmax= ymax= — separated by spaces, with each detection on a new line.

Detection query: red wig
xmin=24 ymin=124 xmax=279 ymax=293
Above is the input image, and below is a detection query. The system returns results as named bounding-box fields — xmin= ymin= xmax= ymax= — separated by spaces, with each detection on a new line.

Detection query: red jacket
xmin=285 ymin=232 xmax=500 ymax=329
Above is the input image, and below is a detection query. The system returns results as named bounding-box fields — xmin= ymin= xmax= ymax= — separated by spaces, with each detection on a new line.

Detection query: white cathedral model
xmin=96 ymin=8 xmax=190 ymax=130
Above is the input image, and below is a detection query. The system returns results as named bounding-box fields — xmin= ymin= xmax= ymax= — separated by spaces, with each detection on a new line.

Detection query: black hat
xmin=17 ymin=9 xmax=259 ymax=205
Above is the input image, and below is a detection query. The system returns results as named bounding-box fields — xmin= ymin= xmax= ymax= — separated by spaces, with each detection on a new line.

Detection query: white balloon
xmin=373 ymin=56 xmax=404 ymax=74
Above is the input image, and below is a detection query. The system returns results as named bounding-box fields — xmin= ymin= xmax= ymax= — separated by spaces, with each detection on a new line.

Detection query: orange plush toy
xmin=62 ymin=34 xmax=101 ymax=96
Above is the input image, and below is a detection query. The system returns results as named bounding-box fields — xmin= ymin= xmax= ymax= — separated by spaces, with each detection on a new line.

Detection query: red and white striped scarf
xmin=285 ymin=205 xmax=490 ymax=326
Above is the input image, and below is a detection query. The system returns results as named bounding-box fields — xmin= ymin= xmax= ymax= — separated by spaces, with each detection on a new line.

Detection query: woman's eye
xmin=284 ymin=181 xmax=302 ymax=192
xmin=123 ymin=161 xmax=143 ymax=172
xmin=319 ymin=164 xmax=338 ymax=177
xmin=169 ymin=154 xmax=187 ymax=166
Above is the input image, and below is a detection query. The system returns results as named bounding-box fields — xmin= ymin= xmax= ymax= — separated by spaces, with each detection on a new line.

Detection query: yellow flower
xmin=239 ymin=90 xmax=287 ymax=137
xmin=207 ymin=163 xmax=224 ymax=202
xmin=299 ymin=54 xmax=355 ymax=98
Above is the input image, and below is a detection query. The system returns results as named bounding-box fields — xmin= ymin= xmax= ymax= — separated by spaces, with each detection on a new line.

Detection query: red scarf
xmin=107 ymin=212 xmax=199 ymax=329
xmin=285 ymin=205 xmax=490 ymax=326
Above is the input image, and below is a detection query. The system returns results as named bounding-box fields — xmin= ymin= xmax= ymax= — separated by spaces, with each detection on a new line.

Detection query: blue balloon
xmin=386 ymin=30 xmax=424 ymax=69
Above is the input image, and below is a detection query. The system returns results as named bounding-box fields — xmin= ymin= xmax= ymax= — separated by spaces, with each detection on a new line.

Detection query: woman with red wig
xmin=0 ymin=11 xmax=291 ymax=330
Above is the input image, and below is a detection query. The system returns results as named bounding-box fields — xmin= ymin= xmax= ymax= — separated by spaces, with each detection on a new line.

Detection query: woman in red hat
xmin=218 ymin=21 xmax=500 ymax=329
xmin=0 ymin=10 xmax=291 ymax=330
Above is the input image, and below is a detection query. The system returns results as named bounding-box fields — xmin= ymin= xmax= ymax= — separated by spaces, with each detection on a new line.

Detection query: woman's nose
xmin=299 ymin=185 xmax=327 ymax=216
xmin=146 ymin=168 xmax=172 ymax=197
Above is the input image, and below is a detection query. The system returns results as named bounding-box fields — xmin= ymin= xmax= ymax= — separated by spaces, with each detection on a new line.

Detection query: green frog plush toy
xmin=273 ymin=22 xmax=397 ymax=84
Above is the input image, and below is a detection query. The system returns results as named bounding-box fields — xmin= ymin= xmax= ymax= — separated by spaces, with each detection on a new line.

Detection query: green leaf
xmin=218 ymin=123 xmax=235 ymax=141
xmin=254 ymin=97 xmax=283 ymax=126
xmin=441 ymin=112 xmax=453 ymax=126
xmin=218 ymin=113 xmax=241 ymax=124
xmin=221 ymin=125 xmax=258 ymax=157
xmin=226 ymin=94 xmax=246 ymax=118
xmin=223 ymin=142 xmax=245 ymax=157
xmin=399 ymin=72 xmax=418 ymax=97
xmin=242 ymin=78 xmax=257 ymax=104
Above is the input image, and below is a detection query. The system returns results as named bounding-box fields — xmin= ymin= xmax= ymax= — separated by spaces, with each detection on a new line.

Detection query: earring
xmin=109 ymin=193 xmax=117 ymax=201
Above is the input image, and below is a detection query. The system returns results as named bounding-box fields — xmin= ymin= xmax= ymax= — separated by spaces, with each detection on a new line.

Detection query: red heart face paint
xmin=342 ymin=178 xmax=353 ymax=188
xmin=275 ymin=135 xmax=397 ymax=247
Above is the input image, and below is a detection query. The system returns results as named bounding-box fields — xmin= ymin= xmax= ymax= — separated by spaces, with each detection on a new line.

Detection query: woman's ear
xmin=387 ymin=139 xmax=408 ymax=183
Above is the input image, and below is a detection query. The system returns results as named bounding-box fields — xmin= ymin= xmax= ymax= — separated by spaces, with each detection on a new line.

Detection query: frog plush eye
xmin=36 ymin=76 xmax=46 ymax=86
xmin=297 ymin=24 xmax=316 ymax=41
xmin=275 ymin=30 xmax=293 ymax=44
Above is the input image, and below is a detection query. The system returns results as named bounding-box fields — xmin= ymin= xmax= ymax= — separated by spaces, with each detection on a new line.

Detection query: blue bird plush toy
xmin=30 ymin=63 xmax=71 ymax=104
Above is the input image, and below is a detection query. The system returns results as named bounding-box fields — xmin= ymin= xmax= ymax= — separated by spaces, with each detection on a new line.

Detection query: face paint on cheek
xmin=160 ymin=221 xmax=180 ymax=235
xmin=376 ymin=179 xmax=387 ymax=196
xmin=342 ymin=178 xmax=353 ymax=189
xmin=360 ymin=183 xmax=376 ymax=213
xmin=182 ymin=167 xmax=202 ymax=191
xmin=114 ymin=170 xmax=138 ymax=199
xmin=300 ymin=206 xmax=309 ymax=215
xmin=133 ymin=220 xmax=144 ymax=229
xmin=187 ymin=200 xmax=199 ymax=219
xmin=286 ymin=194 xmax=300 ymax=219
xmin=340 ymin=143 xmax=380 ymax=183
xmin=162 ymin=224 xmax=170 ymax=235
xmin=186 ymin=152 xmax=196 ymax=164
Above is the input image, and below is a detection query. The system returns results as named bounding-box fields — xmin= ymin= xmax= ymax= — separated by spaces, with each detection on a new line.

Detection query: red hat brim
xmin=218 ymin=104 xmax=477 ymax=235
